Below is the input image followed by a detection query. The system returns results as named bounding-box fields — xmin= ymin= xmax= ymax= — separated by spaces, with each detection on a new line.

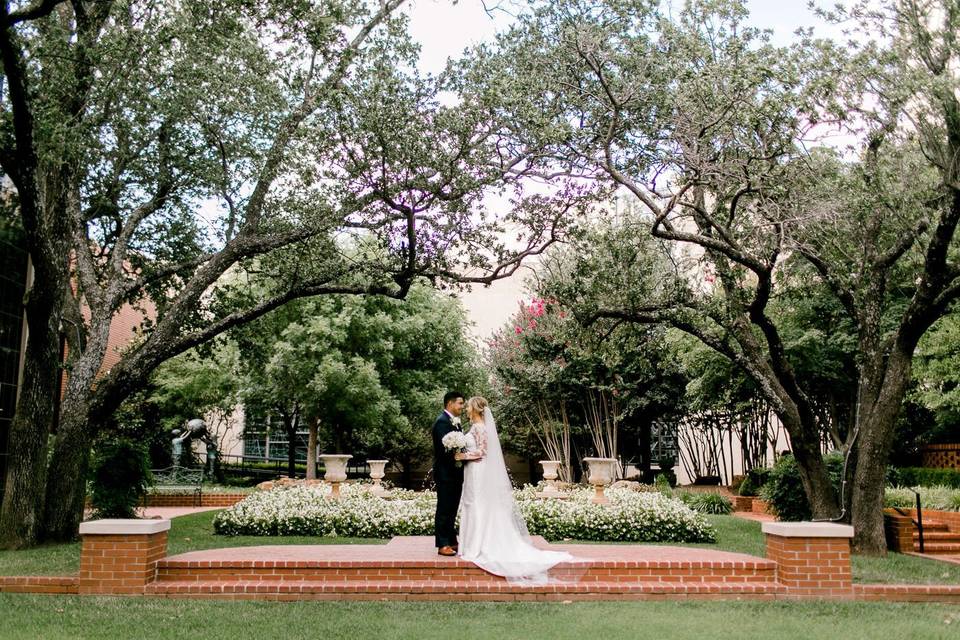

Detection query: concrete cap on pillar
xmin=761 ymin=521 xmax=854 ymax=538
xmin=78 ymin=519 xmax=171 ymax=535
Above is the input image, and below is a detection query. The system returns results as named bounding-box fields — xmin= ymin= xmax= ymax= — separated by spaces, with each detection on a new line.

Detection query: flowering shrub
xmin=517 ymin=488 xmax=715 ymax=542
xmin=214 ymin=483 xmax=715 ymax=543
xmin=213 ymin=484 xmax=434 ymax=537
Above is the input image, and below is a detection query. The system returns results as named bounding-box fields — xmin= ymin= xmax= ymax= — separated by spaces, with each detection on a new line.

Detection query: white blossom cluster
xmin=516 ymin=487 xmax=715 ymax=543
xmin=213 ymin=483 xmax=715 ymax=542
xmin=213 ymin=484 xmax=436 ymax=537
xmin=885 ymin=485 xmax=960 ymax=512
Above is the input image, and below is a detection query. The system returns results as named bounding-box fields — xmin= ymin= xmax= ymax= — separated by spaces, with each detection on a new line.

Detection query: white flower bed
xmin=517 ymin=487 xmax=715 ymax=542
xmin=885 ymin=485 xmax=960 ymax=512
xmin=213 ymin=484 xmax=434 ymax=537
xmin=213 ymin=483 xmax=715 ymax=543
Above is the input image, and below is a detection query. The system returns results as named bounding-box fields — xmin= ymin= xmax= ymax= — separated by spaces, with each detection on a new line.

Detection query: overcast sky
xmin=404 ymin=1 xmax=843 ymax=342
xmin=407 ymin=0 xmax=836 ymax=75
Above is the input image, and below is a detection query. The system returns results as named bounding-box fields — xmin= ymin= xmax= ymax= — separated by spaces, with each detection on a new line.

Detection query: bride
xmin=454 ymin=396 xmax=573 ymax=581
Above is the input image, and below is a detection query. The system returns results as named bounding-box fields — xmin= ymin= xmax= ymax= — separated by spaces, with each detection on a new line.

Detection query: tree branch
xmin=7 ymin=0 xmax=65 ymax=25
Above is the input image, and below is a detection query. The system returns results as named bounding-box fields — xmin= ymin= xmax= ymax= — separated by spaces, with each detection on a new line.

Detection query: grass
xmin=2 ymin=509 xmax=959 ymax=586
xmin=0 ymin=510 xmax=382 ymax=577
xmin=0 ymin=597 xmax=957 ymax=640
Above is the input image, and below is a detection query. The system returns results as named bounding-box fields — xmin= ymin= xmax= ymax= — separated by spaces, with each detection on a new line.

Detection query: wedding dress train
xmin=458 ymin=407 xmax=573 ymax=582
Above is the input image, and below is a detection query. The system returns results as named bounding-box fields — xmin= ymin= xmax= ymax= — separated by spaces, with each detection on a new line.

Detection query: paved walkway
xmin=163 ymin=535 xmax=771 ymax=566
xmin=733 ymin=511 xmax=777 ymax=523
xmin=82 ymin=506 xmax=222 ymax=522
xmin=138 ymin=506 xmax=222 ymax=519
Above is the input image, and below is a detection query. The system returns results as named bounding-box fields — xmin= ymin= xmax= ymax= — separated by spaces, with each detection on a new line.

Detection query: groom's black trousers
xmin=434 ymin=478 xmax=463 ymax=548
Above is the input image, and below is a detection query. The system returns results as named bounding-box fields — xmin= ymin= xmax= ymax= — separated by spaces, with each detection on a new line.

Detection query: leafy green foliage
xmin=230 ymin=283 xmax=485 ymax=470
xmin=487 ymin=224 xmax=687 ymax=464
xmin=677 ymin=492 xmax=734 ymax=515
xmin=737 ymin=468 xmax=771 ymax=498
xmin=654 ymin=474 xmax=673 ymax=495
xmin=889 ymin=468 xmax=960 ymax=490
xmin=762 ymin=453 xmax=845 ymax=522
xmin=89 ymin=438 xmax=153 ymax=519
xmin=911 ymin=315 xmax=960 ymax=443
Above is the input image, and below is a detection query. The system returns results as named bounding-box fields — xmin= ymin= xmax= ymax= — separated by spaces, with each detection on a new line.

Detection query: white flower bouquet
xmin=441 ymin=431 xmax=468 ymax=466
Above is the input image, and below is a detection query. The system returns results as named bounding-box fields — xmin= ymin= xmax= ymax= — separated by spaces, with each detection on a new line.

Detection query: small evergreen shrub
xmin=761 ymin=452 xmax=845 ymax=521
xmin=737 ymin=467 xmax=771 ymax=497
xmin=89 ymin=437 xmax=153 ymax=518
xmin=654 ymin=473 xmax=673 ymax=495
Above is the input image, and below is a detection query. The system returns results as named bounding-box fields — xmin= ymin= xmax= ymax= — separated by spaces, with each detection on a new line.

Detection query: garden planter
xmin=319 ymin=454 xmax=352 ymax=499
xmin=583 ymin=457 xmax=617 ymax=504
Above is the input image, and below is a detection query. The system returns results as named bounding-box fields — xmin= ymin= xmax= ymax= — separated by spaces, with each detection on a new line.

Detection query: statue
xmin=170 ymin=419 xmax=219 ymax=476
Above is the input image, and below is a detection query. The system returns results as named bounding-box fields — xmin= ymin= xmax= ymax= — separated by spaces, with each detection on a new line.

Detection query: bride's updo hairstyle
xmin=466 ymin=396 xmax=488 ymax=419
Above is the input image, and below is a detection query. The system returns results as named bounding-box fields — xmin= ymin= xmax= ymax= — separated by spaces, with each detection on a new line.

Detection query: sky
xmin=403 ymin=1 xmax=846 ymax=342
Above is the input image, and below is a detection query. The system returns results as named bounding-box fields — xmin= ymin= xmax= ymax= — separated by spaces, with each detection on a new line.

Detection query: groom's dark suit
xmin=432 ymin=410 xmax=464 ymax=548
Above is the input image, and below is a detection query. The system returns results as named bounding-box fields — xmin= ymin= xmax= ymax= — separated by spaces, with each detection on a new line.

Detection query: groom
xmin=433 ymin=390 xmax=465 ymax=556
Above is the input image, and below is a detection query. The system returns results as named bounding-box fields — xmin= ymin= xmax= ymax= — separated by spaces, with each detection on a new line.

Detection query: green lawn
xmin=0 ymin=510 xmax=383 ymax=577
xmin=0 ymin=597 xmax=957 ymax=640
xmin=1 ymin=511 xmax=958 ymax=586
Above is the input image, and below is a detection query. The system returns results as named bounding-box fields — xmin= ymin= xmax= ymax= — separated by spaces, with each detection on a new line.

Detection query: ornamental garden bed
xmin=212 ymin=484 xmax=717 ymax=543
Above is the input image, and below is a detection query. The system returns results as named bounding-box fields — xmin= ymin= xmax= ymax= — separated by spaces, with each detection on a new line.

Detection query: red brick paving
xmin=6 ymin=535 xmax=960 ymax=603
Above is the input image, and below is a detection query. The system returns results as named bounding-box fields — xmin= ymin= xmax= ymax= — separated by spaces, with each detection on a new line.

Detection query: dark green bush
xmin=761 ymin=452 xmax=845 ymax=521
xmin=889 ymin=467 xmax=960 ymax=489
xmin=90 ymin=438 xmax=153 ymax=518
xmin=737 ymin=467 xmax=771 ymax=497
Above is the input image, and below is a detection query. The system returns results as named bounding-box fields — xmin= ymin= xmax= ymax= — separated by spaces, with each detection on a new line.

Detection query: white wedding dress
xmin=458 ymin=407 xmax=573 ymax=582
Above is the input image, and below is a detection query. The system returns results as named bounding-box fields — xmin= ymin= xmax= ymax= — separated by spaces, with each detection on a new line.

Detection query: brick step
xmin=155 ymin=560 xmax=777 ymax=584
xmin=913 ymin=531 xmax=960 ymax=542
xmin=916 ymin=521 xmax=950 ymax=532
xmin=145 ymin=579 xmax=785 ymax=598
xmin=913 ymin=543 xmax=960 ymax=554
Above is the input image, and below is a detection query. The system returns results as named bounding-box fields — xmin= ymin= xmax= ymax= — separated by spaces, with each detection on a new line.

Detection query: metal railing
xmin=217 ymin=454 xmax=372 ymax=480
xmin=912 ymin=489 xmax=925 ymax=554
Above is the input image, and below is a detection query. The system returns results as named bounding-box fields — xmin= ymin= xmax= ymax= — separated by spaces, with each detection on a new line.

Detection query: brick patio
xmin=5 ymin=523 xmax=960 ymax=603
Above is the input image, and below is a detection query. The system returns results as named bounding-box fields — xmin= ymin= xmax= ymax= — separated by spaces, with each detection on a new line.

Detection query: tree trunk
xmin=0 ymin=266 xmax=62 ymax=548
xmin=0 ymin=240 xmax=70 ymax=547
xmin=849 ymin=347 xmax=915 ymax=554
xmin=41 ymin=403 xmax=93 ymax=542
xmin=285 ymin=410 xmax=299 ymax=479
xmin=306 ymin=416 xmax=318 ymax=480
xmin=41 ymin=309 xmax=116 ymax=542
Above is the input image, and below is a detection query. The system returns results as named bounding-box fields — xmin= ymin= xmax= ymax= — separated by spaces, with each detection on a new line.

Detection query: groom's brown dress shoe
xmin=438 ymin=546 xmax=456 ymax=556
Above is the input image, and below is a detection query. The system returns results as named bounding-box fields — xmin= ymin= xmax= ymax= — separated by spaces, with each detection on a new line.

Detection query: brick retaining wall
xmin=142 ymin=493 xmax=248 ymax=508
xmin=921 ymin=443 xmax=960 ymax=470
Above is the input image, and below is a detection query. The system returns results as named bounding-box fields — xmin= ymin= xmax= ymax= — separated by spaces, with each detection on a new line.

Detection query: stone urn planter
xmin=319 ymin=454 xmax=352 ymax=499
xmin=537 ymin=460 xmax=567 ymax=499
xmin=367 ymin=459 xmax=390 ymax=497
xmin=582 ymin=457 xmax=618 ymax=504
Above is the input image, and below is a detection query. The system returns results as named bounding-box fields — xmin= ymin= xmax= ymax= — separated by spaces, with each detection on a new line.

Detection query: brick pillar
xmin=78 ymin=519 xmax=171 ymax=595
xmin=883 ymin=511 xmax=915 ymax=553
xmin=762 ymin=521 xmax=854 ymax=598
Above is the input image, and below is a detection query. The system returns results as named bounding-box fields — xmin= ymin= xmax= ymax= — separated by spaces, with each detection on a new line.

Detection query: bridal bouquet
xmin=442 ymin=431 xmax=469 ymax=467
